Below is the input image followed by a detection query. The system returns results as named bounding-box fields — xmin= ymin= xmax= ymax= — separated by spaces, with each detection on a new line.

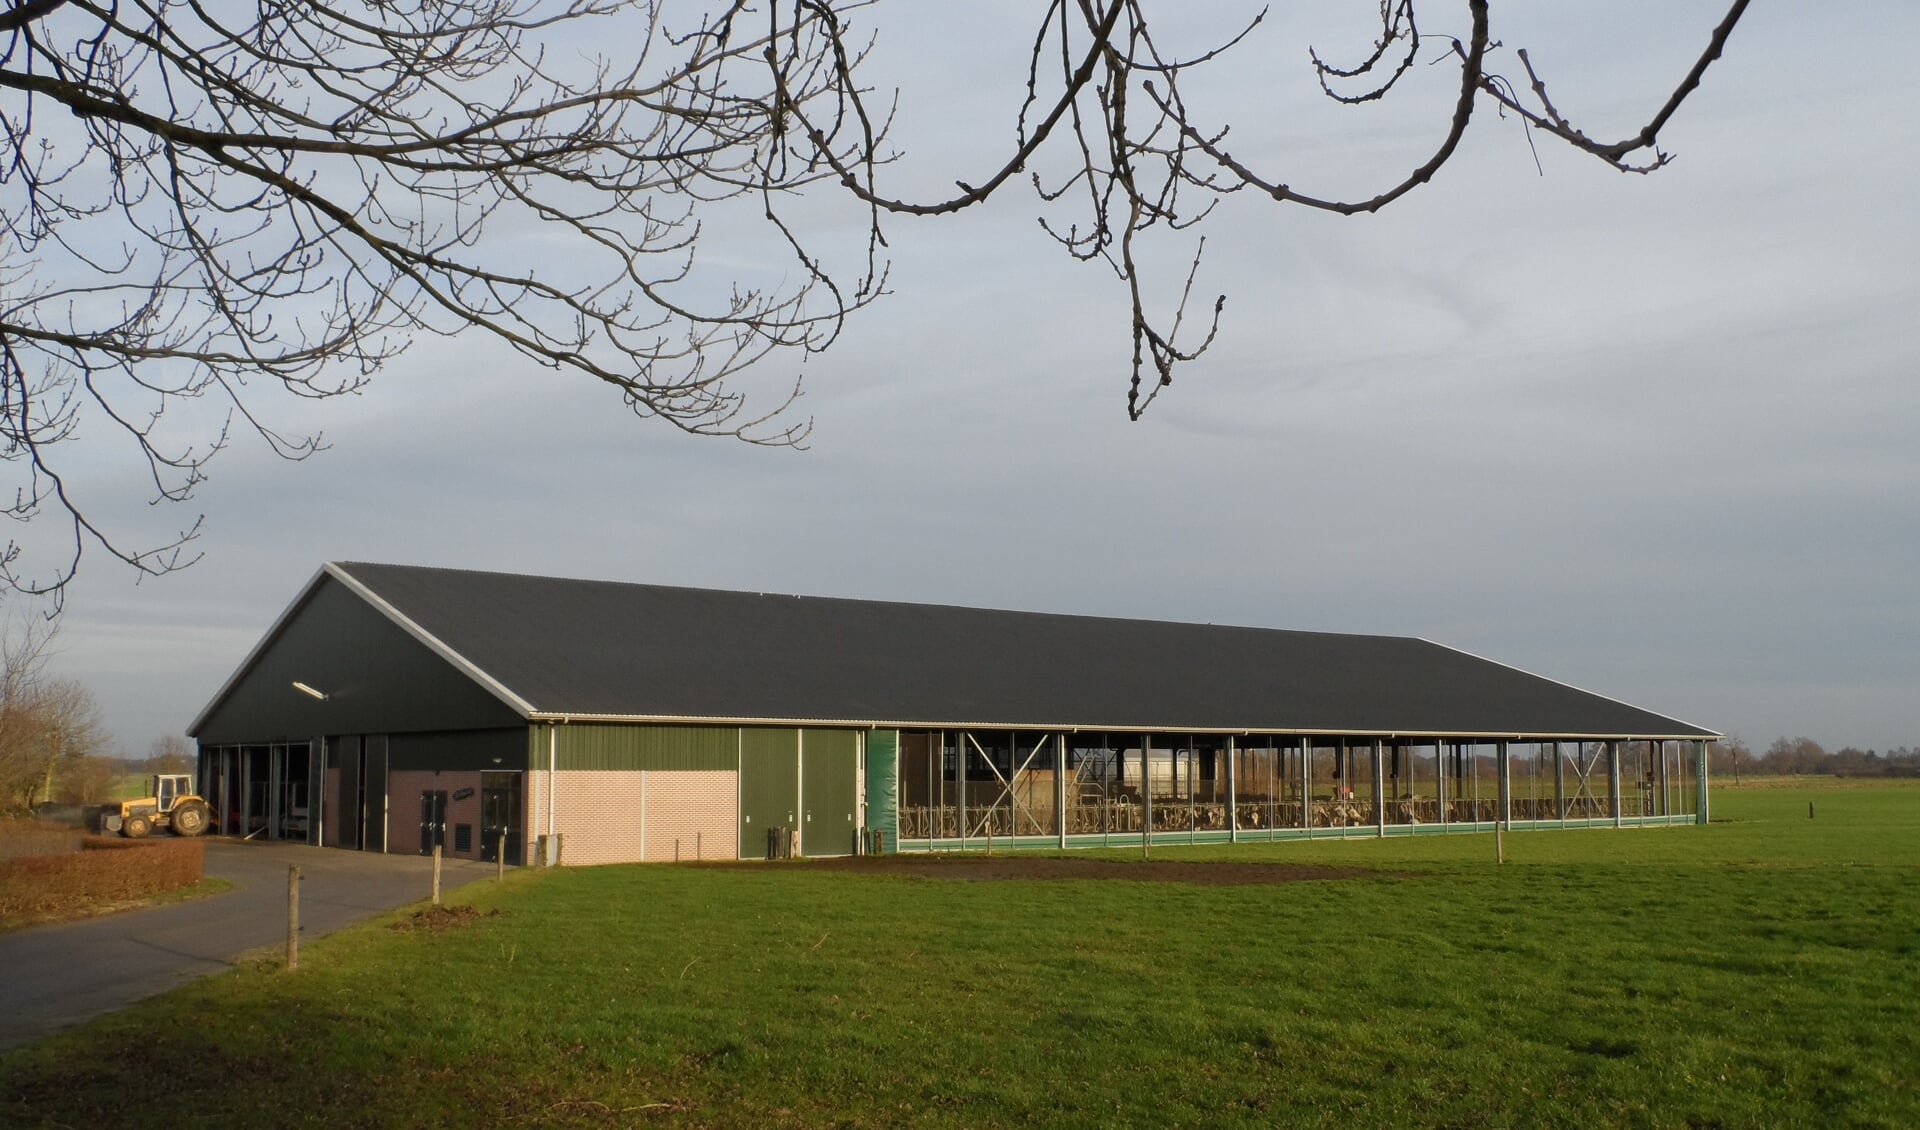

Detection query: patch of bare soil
xmin=389 ymin=904 xmax=507 ymax=932
xmin=711 ymin=856 xmax=1393 ymax=886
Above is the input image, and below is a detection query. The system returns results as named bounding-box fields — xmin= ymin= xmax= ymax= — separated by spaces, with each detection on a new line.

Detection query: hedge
xmin=0 ymin=836 xmax=205 ymax=925
xmin=0 ymin=819 xmax=80 ymax=862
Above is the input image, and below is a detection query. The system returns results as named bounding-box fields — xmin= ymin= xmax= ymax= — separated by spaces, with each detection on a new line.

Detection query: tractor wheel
xmin=170 ymin=801 xmax=210 ymax=837
xmin=123 ymin=814 xmax=152 ymax=839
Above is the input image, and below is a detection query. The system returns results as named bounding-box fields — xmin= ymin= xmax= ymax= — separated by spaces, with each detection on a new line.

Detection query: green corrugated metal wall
xmin=865 ymin=729 xmax=898 ymax=852
xmin=518 ymin=722 xmax=868 ymax=859
xmin=531 ymin=723 xmax=738 ymax=771
xmin=801 ymin=729 xmax=859 ymax=857
xmin=739 ymin=727 xmax=799 ymax=859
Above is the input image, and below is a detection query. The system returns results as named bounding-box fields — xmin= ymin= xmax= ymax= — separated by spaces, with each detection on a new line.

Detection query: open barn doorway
xmin=197 ymin=742 xmax=313 ymax=840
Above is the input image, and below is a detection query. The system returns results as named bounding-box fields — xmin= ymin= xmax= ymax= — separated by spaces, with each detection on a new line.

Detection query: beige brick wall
xmin=545 ymin=770 xmax=647 ymax=866
xmin=643 ymin=770 xmax=738 ymax=863
xmin=526 ymin=769 xmax=737 ymax=865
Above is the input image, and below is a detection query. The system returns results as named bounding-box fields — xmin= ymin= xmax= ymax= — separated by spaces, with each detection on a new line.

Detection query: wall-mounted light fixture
xmin=291 ymin=681 xmax=330 ymax=701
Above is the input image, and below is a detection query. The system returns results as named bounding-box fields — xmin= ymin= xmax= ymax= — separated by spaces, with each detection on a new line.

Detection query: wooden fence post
xmin=286 ymin=864 xmax=300 ymax=971
xmin=432 ymin=843 xmax=442 ymax=906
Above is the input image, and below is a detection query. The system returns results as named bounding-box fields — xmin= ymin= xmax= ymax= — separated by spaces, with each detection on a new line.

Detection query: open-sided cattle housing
xmin=189 ymin=563 xmax=1718 ymax=865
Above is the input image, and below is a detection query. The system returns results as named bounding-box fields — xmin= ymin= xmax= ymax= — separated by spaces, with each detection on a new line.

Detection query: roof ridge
xmin=329 ymin=560 xmax=1412 ymax=643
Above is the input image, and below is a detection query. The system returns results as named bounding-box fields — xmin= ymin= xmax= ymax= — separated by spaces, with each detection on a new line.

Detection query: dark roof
xmin=288 ymin=562 xmax=1715 ymax=739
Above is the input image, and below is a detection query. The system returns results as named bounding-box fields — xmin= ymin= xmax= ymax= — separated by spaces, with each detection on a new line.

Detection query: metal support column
xmin=1543 ymin=740 xmax=1559 ymax=821
xmin=1335 ymin=738 xmax=1346 ymax=833
xmin=1695 ymin=739 xmax=1710 ymax=825
xmin=1372 ymin=739 xmax=1386 ymax=838
xmin=1608 ymin=741 xmax=1623 ymax=827
xmin=1299 ymin=741 xmax=1312 ymax=835
xmin=240 ymin=750 xmax=254 ymax=839
xmin=310 ymin=738 xmax=326 ymax=847
xmin=1469 ymin=743 xmax=1480 ymax=824
xmin=1141 ymin=739 xmax=1153 ymax=856
xmin=1657 ymin=739 xmax=1670 ymax=817
xmin=956 ymin=732 xmax=967 ymax=850
xmin=1183 ymin=738 xmax=1194 ymax=844
xmin=1497 ymin=740 xmax=1511 ymax=828
xmin=267 ymin=745 xmax=284 ymax=841
xmin=210 ymin=748 xmax=229 ymax=836
xmin=1278 ymin=738 xmax=1289 ymax=830
xmin=1436 ymin=741 xmax=1448 ymax=827
xmin=1226 ymin=735 xmax=1238 ymax=844
xmin=1057 ymin=733 xmax=1068 ymax=849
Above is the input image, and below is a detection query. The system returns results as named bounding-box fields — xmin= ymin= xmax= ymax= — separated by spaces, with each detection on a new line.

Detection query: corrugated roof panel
xmin=317 ymin=562 xmax=1716 ymax=739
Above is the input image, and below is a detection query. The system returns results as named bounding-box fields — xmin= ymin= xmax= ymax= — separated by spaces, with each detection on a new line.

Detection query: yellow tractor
xmin=103 ymin=774 xmax=213 ymax=838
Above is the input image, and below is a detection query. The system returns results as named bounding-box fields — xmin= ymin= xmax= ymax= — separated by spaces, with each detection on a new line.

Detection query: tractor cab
xmin=154 ymin=774 xmax=190 ymax=813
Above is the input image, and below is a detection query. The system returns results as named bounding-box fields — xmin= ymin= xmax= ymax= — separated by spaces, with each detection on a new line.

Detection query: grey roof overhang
xmin=258 ymin=562 xmax=1718 ymax=742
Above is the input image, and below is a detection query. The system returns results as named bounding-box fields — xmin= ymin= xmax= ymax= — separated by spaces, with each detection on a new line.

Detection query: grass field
xmin=3 ymin=780 xmax=1915 ymax=1127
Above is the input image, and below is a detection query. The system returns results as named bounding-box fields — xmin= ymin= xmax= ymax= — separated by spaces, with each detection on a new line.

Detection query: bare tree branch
xmin=0 ymin=1 xmax=1754 ymax=595
xmin=786 ymin=0 xmax=1747 ymax=419
xmin=1479 ymin=0 xmax=1753 ymax=173
xmin=2 ymin=0 xmax=889 ymax=594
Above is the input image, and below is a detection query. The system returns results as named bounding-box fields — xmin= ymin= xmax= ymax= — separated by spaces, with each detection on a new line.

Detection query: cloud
xmin=37 ymin=1 xmax=1920 ymax=754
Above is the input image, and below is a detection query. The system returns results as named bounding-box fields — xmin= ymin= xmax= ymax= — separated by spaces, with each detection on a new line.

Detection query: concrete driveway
xmin=1 ymin=839 xmax=497 ymax=1051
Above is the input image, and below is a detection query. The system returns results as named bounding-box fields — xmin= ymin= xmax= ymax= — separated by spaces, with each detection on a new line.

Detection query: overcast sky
xmin=28 ymin=1 xmax=1920 ymax=757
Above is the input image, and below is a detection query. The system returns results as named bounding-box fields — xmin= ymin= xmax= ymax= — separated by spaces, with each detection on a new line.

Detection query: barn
xmin=189 ymin=562 xmax=1718 ymax=865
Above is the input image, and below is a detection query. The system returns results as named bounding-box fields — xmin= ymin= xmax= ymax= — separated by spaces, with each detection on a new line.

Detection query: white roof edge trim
xmin=324 ymin=562 xmax=538 ymax=718
xmin=526 ymin=711 xmax=1717 ymax=741
xmin=187 ymin=564 xmax=334 ymax=737
xmin=1411 ymin=637 xmax=1724 ymax=739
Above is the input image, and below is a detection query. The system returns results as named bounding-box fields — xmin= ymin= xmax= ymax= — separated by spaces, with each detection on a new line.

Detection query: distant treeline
xmin=1713 ymin=736 xmax=1920 ymax=779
